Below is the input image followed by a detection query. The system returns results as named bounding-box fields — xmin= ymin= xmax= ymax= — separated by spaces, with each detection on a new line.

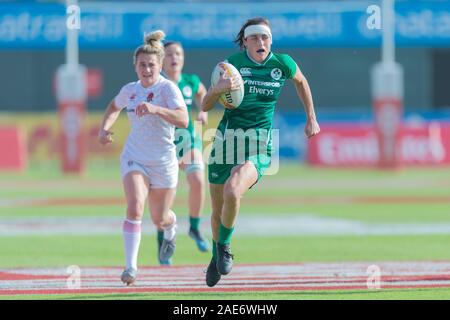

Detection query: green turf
xmin=1 ymin=234 xmax=450 ymax=268
xmin=2 ymin=161 xmax=450 ymax=223
xmin=2 ymin=201 xmax=450 ymax=224
xmin=1 ymin=161 xmax=450 ymax=299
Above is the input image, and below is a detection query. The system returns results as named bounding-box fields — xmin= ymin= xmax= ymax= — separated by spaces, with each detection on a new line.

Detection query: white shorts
xmin=120 ymin=157 xmax=178 ymax=189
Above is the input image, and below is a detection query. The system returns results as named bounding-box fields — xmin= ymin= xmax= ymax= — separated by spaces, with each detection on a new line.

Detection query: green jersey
xmin=221 ymin=50 xmax=297 ymax=130
xmin=174 ymin=73 xmax=202 ymax=158
xmin=208 ymin=51 xmax=298 ymax=184
xmin=178 ymin=73 xmax=200 ymax=110
xmin=178 ymin=73 xmax=201 ymax=128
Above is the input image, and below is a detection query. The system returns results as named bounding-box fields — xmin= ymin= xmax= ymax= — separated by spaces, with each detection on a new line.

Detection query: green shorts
xmin=207 ymin=122 xmax=273 ymax=184
xmin=175 ymin=128 xmax=202 ymax=160
xmin=208 ymin=153 xmax=271 ymax=185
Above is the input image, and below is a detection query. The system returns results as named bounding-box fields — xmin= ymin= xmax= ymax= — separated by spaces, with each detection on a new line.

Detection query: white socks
xmin=122 ymin=211 xmax=176 ymax=269
xmin=163 ymin=210 xmax=177 ymax=241
xmin=122 ymin=219 xmax=142 ymax=270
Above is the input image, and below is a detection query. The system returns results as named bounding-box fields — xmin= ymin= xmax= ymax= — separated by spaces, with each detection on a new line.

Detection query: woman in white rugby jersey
xmin=98 ymin=30 xmax=188 ymax=286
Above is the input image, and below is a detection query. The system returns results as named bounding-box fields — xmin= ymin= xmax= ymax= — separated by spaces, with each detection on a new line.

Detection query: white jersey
xmin=115 ymin=76 xmax=186 ymax=166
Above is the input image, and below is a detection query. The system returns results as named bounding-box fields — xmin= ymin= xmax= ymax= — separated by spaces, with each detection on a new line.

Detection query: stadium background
xmin=1 ymin=0 xmax=450 ymax=299
xmin=2 ymin=0 xmax=450 ymax=164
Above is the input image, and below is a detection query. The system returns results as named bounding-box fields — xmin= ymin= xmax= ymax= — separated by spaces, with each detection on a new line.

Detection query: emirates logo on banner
xmin=146 ymin=92 xmax=154 ymax=102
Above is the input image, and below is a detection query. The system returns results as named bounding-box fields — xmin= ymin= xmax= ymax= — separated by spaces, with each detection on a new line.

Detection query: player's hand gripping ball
xmin=210 ymin=62 xmax=244 ymax=109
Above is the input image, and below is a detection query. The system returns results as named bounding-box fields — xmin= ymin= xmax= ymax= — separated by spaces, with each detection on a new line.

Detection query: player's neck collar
xmin=245 ymin=50 xmax=273 ymax=66
xmin=138 ymin=75 xmax=162 ymax=89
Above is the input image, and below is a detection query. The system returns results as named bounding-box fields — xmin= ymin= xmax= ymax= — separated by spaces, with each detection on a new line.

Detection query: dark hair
xmin=133 ymin=30 xmax=165 ymax=65
xmin=234 ymin=17 xmax=270 ymax=49
xmin=164 ymin=41 xmax=183 ymax=49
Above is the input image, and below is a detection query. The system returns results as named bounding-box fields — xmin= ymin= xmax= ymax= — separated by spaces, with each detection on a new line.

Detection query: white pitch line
xmin=3 ymin=215 xmax=450 ymax=236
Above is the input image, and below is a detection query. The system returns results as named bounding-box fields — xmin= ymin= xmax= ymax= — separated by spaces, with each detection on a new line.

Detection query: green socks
xmin=218 ymin=223 xmax=234 ymax=245
xmin=157 ymin=230 xmax=164 ymax=243
xmin=212 ymin=224 xmax=234 ymax=259
xmin=189 ymin=216 xmax=201 ymax=230
xmin=212 ymin=240 xmax=217 ymax=259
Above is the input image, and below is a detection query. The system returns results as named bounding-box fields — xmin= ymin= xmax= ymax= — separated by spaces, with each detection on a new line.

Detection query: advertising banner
xmin=308 ymin=123 xmax=450 ymax=167
xmin=1 ymin=1 xmax=450 ymax=49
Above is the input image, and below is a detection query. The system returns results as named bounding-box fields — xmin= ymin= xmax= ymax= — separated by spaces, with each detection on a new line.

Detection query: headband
xmin=244 ymin=24 xmax=272 ymax=39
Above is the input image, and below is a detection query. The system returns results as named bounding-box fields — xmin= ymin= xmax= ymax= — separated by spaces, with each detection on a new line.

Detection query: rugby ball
xmin=210 ymin=62 xmax=244 ymax=109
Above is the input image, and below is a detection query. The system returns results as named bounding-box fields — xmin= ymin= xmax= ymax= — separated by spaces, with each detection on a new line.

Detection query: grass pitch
xmin=1 ymin=160 xmax=450 ymax=299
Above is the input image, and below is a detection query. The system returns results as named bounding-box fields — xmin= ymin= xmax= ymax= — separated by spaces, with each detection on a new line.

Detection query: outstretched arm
xmin=154 ymin=106 xmax=189 ymax=128
xmin=135 ymin=102 xmax=189 ymax=128
xmin=98 ymin=99 xmax=121 ymax=145
xmin=292 ymin=67 xmax=320 ymax=138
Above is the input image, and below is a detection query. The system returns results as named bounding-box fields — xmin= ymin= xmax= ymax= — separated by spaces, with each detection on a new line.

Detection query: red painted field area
xmin=1 ymin=262 xmax=450 ymax=296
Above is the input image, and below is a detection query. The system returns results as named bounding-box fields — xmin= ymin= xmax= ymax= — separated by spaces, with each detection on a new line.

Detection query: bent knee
xmin=223 ymin=183 xmax=241 ymax=202
xmin=151 ymin=216 xmax=163 ymax=227
xmin=126 ymin=200 xmax=145 ymax=219
xmin=188 ymin=173 xmax=205 ymax=189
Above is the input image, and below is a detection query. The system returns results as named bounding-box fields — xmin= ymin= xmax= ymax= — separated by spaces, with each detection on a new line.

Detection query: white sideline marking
xmin=2 ymin=215 xmax=450 ymax=236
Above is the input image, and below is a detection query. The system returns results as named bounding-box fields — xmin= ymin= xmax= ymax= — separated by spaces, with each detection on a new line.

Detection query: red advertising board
xmin=0 ymin=126 xmax=27 ymax=171
xmin=308 ymin=123 xmax=450 ymax=167
xmin=399 ymin=123 xmax=450 ymax=165
xmin=86 ymin=68 xmax=103 ymax=98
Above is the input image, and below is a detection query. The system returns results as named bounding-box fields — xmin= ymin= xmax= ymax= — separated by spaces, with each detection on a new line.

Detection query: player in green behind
xmin=201 ymin=17 xmax=320 ymax=287
xmin=158 ymin=41 xmax=210 ymax=265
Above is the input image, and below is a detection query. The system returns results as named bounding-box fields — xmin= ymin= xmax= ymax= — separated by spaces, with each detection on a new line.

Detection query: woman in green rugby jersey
xmin=158 ymin=41 xmax=210 ymax=265
xmin=201 ymin=17 xmax=320 ymax=287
